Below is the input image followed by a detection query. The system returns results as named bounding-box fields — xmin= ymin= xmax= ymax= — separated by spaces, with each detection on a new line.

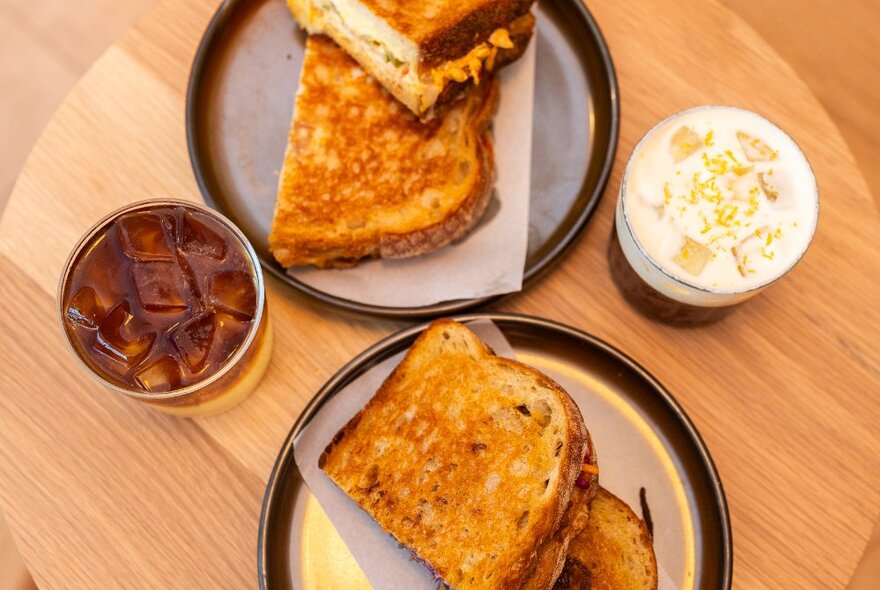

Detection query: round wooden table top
xmin=0 ymin=0 xmax=877 ymax=587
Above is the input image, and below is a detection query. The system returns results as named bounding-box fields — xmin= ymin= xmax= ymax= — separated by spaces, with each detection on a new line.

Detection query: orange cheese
xmin=429 ymin=28 xmax=513 ymax=87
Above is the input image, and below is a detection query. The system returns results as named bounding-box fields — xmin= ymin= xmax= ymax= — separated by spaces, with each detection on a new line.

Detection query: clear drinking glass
xmin=609 ymin=106 xmax=819 ymax=325
xmin=57 ymin=198 xmax=273 ymax=416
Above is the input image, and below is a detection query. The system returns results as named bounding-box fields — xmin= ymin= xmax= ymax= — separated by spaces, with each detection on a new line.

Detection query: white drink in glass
xmin=611 ymin=106 xmax=819 ymax=323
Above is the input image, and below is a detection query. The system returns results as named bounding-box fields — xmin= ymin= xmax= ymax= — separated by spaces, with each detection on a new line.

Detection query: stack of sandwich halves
xmin=268 ymin=0 xmax=535 ymax=269
xmin=320 ymin=319 xmax=659 ymax=590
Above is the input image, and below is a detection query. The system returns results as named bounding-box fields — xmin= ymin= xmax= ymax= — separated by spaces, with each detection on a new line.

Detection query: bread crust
xmin=416 ymin=0 xmax=537 ymax=67
xmin=553 ymin=488 xmax=659 ymax=590
xmin=379 ymin=80 xmax=498 ymax=258
xmin=320 ymin=319 xmax=590 ymax=590
xmin=428 ymin=16 xmax=534 ymax=116
xmin=520 ymin=430 xmax=599 ymax=590
xmin=504 ymin=381 xmax=586 ymax=590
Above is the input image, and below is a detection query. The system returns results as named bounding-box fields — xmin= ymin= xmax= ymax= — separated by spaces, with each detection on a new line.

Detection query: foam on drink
xmin=623 ymin=106 xmax=818 ymax=292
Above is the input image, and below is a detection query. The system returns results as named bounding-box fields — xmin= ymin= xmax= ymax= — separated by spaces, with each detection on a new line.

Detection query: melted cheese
xmin=293 ymin=0 xmax=521 ymax=114
xmin=429 ymin=28 xmax=513 ymax=88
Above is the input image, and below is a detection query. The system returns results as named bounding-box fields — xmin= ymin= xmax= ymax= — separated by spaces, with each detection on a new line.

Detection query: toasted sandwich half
xmin=553 ymin=487 xmax=659 ymax=590
xmin=319 ymin=319 xmax=598 ymax=590
xmin=287 ymin=0 xmax=535 ymax=117
xmin=269 ymin=35 xmax=499 ymax=269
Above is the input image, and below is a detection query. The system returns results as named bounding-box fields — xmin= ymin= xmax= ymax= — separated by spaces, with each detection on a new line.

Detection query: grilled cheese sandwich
xmin=269 ymin=36 xmax=500 ymax=268
xmin=319 ymin=319 xmax=597 ymax=590
xmin=288 ymin=0 xmax=535 ymax=117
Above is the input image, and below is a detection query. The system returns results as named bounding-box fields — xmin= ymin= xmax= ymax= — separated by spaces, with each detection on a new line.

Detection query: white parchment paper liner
xmin=293 ymin=320 xmax=682 ymax=589
xmin=288 ymin=38 xmax=537 ymax=308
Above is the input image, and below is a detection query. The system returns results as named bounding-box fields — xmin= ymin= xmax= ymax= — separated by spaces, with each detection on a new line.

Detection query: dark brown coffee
xmin=61 ymin=206 xmax=258 ymax=392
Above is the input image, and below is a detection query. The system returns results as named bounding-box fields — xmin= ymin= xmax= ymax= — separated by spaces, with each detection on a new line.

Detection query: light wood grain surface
xmin=720 ymin=0 xmax=880 ymax=208
xmin=0 ymin=0 xmax=155 ymax=216
xmin=0 ymin=0 xmax=878 ymax=588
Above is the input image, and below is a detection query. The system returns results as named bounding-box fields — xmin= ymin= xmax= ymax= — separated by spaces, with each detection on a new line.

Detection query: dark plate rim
xmin=257 ymin=312 xmax=733 ymax=589
xmin=185 ymin=0 xmax=620 ymax=319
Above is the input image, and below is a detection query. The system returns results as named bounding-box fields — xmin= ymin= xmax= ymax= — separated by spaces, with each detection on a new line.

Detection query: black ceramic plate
xmin=187 ymin=0 xmax=619 ymax=318
xmin=258 ymin=314 xmax=732 ymax=589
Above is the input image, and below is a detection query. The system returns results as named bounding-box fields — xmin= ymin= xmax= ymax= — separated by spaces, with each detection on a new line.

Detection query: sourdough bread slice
xmin=553 ymin=488 xmax=658 ymax=590
xmin=320 ymin=319 xmax=589 ymax=590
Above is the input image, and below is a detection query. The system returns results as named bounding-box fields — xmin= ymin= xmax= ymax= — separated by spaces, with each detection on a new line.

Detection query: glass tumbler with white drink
xmin=609 ymin=106 xmax=819 ymax=324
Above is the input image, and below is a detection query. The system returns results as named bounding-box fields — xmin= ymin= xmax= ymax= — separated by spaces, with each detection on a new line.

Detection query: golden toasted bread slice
xmin=269 ymin=36 xmax=499 ymax=269
xmin=521 ymin=437 xmax=599 ymax=590
xmin=287 ymin=0 xmax=535 ymax=116
xmin=319 ymin=319 xmax=590 ymax=590
xmin=553 ymin=488 xmax=658 ymax=590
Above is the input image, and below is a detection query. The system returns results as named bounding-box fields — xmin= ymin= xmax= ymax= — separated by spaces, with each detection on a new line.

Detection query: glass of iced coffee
xmin=58 ymin=199 xmax=273 ymax=416
xmin=610 ymin=106 xmax=819 ymax=324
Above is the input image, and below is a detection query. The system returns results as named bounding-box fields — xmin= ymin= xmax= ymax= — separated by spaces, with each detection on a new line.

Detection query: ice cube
xmin=212 ymin=313 xmax=251 ymax=366
xmin=117 ymin=212 xmax=175 ymax=261
xmin=207 ymin=270 xmax=256 ymax=320
xmin=176 ymin=256 xmax=203 ymax=300
xmin=673 ymin=237 xmax=712 ymax=276
xmin=134 ymin=355 xmax=183 ymax=393
xmin=757 ymin=172 xmax=778 ymax=201
xmin=734 ymin=226 xmax=781 ymax=277
xmin=170 ymin=311 xmax=216 ymax=373
xmin=65 ymin=286 xmax=106 ymax=330
xmin=725 ymin=173 xmax=753 ymax=202
xmin=179 ymin=211 xmax=227 ymax=260
xmin=131 ymin=261 xmax=191 ymax=312
xmin=670 ymin=126 xmax=702 ymax=163
xmin=737 ymin=131 xmax=777 ymax=162
xmin=94 ymin=301 xmax=155 ymax=368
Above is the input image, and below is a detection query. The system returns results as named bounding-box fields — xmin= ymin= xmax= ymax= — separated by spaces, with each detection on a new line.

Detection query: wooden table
xmin=0 ymin=0 xmax=877 ymax=587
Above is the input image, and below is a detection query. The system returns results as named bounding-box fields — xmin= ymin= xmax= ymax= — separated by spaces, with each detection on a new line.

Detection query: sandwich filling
xmin=290 ymin=0 xmax=531 ymax=114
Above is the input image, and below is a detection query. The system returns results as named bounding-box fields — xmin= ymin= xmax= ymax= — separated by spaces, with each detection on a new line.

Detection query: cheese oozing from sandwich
xmin=288 ymin=0 xmax=530 ymax=114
